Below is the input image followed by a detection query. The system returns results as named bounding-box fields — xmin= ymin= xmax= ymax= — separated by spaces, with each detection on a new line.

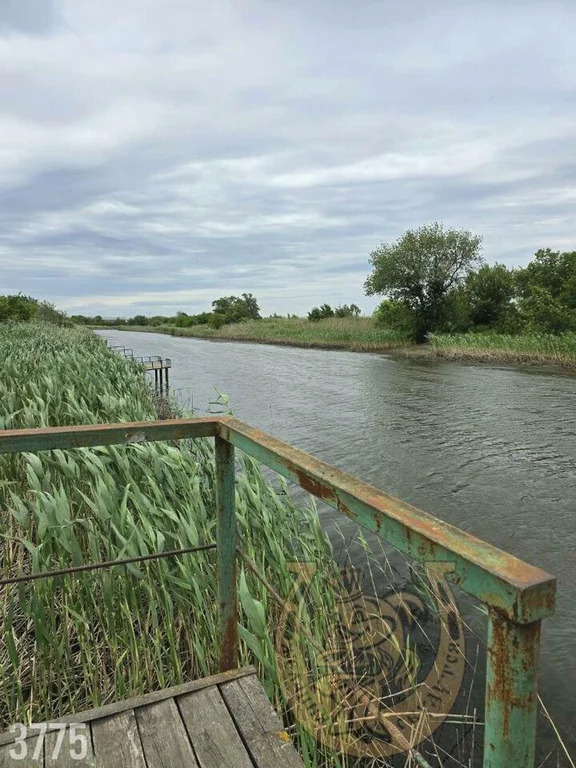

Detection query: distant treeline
xmin=74 ymin=293 xmax=263 ymax=330
xmin=8 ymin=229 xmax=572 ymax=346
xmin=74 ymin=246 xmax=576 ymax=342
xmin=76 ymin=298 xmax=363 ymax=328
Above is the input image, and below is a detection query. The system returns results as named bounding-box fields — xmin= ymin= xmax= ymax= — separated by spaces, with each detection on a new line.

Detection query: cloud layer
xmin=1 ymin=0 xmax=575 ymax=316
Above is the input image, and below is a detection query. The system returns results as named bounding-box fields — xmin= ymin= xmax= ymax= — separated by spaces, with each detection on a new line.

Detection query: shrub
xmin=209 ymin=312 xmax=226 ymax=329
xmin=308 ymin=304 xmax=334 ymax=322
xmin=334 ymin=304 xmax=361 ymax=318
xmin=373 ymin=299 xmax=416 ymax=335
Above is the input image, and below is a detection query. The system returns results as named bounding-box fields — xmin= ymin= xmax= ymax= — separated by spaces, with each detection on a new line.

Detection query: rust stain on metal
xmin=489 ymin=611 xmax=513 ymax=739
xmin=487 ymin=609 xmax=541 ymax=741
xmin=0 ymin=416 xmax=219 ymax=439
xmin=220 ymin=604 xmax=239 ymax=672
xmin=293 ymin=466 xmax=336 ymax=502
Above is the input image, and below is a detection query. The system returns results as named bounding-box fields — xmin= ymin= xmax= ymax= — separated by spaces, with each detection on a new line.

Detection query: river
xmin=99 ymin=330 xmax=575 ymax=764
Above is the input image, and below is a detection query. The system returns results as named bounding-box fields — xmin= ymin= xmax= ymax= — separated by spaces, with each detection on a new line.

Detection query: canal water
xmin=99 ymin=330 xmax=575 ymax=763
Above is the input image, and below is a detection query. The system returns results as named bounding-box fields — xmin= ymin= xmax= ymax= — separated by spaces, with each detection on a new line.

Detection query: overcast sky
xmin=1 ymin=0 xmax=574 ymax=317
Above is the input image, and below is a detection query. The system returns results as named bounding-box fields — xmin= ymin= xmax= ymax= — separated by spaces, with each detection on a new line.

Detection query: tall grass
xmin=429 ymin=332 xmax=576 ymax=365
xmin=105 ymin=317 xmax=412 ymax=352
xmin=0 ymin=324 xmax=343 ymax=756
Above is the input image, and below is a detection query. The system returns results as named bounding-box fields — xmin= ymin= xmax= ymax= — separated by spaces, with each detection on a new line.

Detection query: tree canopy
xmin=514 ymin=249 xmax=576 ymax=333
xmin=211 ymin=293 xmax=261 ymax=324
xmin=365 ymin=223 xmax=483 ymax=340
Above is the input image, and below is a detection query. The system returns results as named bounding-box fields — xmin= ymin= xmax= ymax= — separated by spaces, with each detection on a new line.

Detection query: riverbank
xmin=92 ymin=319 xmax=576 ymax=369
xmin=93 ymin=316 xmax=411 ymax=352
xmin=428 ymin=332 xmax=576 ymax=369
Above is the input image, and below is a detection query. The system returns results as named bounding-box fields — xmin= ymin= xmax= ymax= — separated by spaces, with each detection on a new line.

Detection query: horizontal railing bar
xmin=0 ymin=417 xmax=555 ymax=622
xmin=0 ymin=418 xmax=218 ymax=454
xmin=216 ymin=417 xmax=555 ymax=623
xmin=0 ymin=543 xmax=217 ymax=586
xmin=144 ymin=360 xmax=172 ymax=369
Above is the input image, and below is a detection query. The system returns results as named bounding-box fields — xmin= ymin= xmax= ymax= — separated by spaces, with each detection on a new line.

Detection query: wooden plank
xmin=44 ymin=725 xmax=94 ymax=766
xmin=136 ymin=698 xmax=199 ymax=768
xmin=0 ymin=735 xmax=42 ymax=766
xmin=177 ymin=685 xmax=253 ymax=768
xmin=221 ymin=676 xmax=303 ymax=768
xmin=0 ymin=667 xmax=256 ymax=746
xmin=91 ymin=710 xmax=146 ymax=768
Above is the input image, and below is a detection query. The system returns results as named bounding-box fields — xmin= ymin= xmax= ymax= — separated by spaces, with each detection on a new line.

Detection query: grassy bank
xmin=96 ymin=316 xmax=413 ymax=352
xmin=95 ymin=317 xmax=576 ymax=369
xmin=429 ymin=332 xmax=576 ymax=367
xmin=0 ymin=323 xmax=356 ymax=765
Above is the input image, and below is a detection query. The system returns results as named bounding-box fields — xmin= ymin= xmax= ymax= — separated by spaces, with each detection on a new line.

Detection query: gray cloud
xmin=0 ymin=0 xmax=59 ymax=35
xmin=0 ymin=0 xmax=575 ymax=316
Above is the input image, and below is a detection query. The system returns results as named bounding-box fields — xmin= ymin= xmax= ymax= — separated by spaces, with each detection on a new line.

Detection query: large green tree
xmin=211 ymin=293 xmax=261 ymax=324
xmin=365 ymin=222 xmax=483 ymax=340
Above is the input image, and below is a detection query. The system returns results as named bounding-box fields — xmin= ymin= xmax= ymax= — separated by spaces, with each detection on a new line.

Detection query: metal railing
xmin=106 ymin=345 xmax=171 ymax=390
xmin=108 ymin=345 xmax=134 ymax=358
xmin=0 ymin=417 xmax=555 ymax=768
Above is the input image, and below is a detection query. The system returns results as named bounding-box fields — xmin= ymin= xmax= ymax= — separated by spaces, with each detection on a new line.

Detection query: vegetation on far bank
xmin=3 ymin=222 xmax=576 ymax=369
xmin=366 ymin=224 xmax=576 ymax=341
xmin=95 ymin=316 xmax=576 ymax=368
xmin=429 ymin=331 xmax=576 ymax=367
xmin=97 ymin=316 xmax=412 ymax=352
xmin=74 ymin=222 xmax=576 ymax=367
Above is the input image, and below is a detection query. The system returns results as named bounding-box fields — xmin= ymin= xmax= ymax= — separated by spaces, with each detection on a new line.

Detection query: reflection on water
xmin=99 ymin=331 xmax=576 ymax=761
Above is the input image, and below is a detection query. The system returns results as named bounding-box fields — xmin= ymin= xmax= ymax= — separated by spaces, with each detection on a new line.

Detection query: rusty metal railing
xmin=0 ymin=417 xmax=555 ymax=768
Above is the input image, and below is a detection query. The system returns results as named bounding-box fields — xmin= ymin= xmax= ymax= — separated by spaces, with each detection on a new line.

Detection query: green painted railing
xmin=0 ymin=417 xmax=555 ymax=768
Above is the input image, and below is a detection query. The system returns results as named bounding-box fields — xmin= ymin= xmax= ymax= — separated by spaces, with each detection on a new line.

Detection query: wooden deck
xmin=0 ymin=667 xmax=303 ymax=767
xmin=142 ymin=359 xmax=171 ymax=371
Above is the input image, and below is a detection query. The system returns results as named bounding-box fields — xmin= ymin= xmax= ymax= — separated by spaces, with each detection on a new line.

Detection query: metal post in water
xmin=215 ymin=436 xmax=238 ymax=671
xmin=484 ymin=608 xmax=541 ymax=768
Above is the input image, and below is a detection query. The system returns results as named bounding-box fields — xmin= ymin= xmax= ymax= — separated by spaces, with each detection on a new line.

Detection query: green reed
xmin=429 ymin=332 xmax=576 ymax=364
xmin=0 ymin=323 xmax=374 ymax=766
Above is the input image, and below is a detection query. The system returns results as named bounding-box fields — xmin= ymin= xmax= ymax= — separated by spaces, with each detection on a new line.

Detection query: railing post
xmin=215 ymin=436 xmax=238 ymax=672
xmin=484 ymin=608 xmax=541 ymax=768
